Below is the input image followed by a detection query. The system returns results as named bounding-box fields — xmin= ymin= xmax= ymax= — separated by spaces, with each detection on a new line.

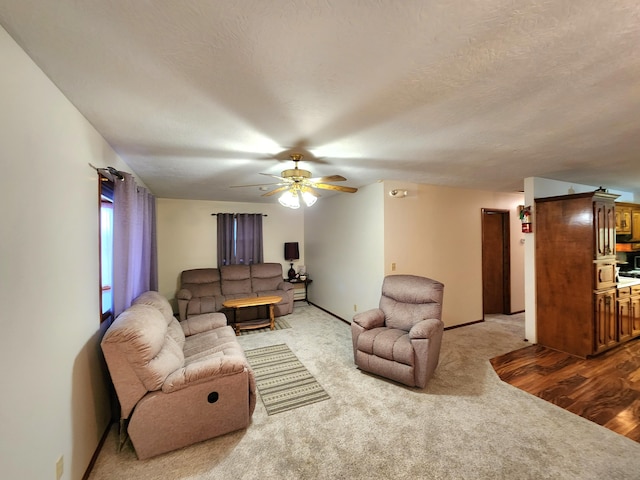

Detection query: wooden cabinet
xmin=595 ymin=289 xmax=618 ymax=353
xmin=615 ymin=204 xmax=632 ymax=235
xmin=631 ymin=210 xmax=640 ymax=242
xmin=594 ymin=199 xmax=616 ymax=258
xmin=535 ymin=191 xmax=619 ymax=358
xmin=631 ymin=285 xmax=640 ymax=337
xmin=616 ymin=288 xmax=633 ymax=344
xmin=615 ymin=202 xmax=640 ymax=241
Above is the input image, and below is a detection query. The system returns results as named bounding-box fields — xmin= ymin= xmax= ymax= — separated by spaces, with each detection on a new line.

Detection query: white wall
xmin=304 ymin=183 xmax=385 ymax=321
xmin=156 ymin=198 xmax=304 ymax=309
xmin=523 ymin=176 xmax=636 ymax=343
xmin=0 ymin=26 xmax=133 ymax=479
xmin=384 ymin=181 xmax=525 ymax=328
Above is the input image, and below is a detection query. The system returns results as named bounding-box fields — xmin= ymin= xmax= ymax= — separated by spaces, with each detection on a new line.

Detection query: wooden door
xmin=481 ymin=209 xmax=511 ymax=314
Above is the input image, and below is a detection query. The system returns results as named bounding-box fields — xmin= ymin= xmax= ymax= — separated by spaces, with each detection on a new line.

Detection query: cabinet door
xmin=615 ymin=206 xmax=632 ymax=235
xmin=631 ymin=210 xmax=640 ymax=242
xmin=594 ymin=201 xmax=615 ymax=258
xmin=594 ymin=290 xmax=617 ymax=353
xmin=617 ymin=297 xmax=632 ymax=342
xmin=631 ymin=295 xmax=640 ymax=338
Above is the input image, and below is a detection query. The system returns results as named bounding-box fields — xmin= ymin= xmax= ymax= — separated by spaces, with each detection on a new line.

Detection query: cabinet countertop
xmin=617 ymin=277 xmax=640 ymax=287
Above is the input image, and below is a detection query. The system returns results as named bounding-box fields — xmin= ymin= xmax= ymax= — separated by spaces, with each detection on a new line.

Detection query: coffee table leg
xmin=233 ymin=307 xmax=240 ymax=335
xmin=269 ymin=303 xmax=275 ymax=330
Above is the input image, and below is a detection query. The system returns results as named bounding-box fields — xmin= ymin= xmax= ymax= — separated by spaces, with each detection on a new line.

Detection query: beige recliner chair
xmin=351 ymin=275 xmax=444 ymax=388
xmin=101 ymin=291 xmax=256 ymax=459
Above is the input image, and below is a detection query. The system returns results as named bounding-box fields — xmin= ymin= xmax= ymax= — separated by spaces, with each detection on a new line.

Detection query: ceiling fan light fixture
xmin=278 ymin=189 xmax=300 ymax=209
xmin=301 ymin=189 xmax=317 ymax=207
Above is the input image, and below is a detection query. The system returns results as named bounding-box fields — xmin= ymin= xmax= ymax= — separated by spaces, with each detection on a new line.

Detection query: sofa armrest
xmin=409 ymin=318 xmax=443 ymax=339
xmin=277 ymin=281 xmax=294 ymax=292
xmin=176 ymin=288 xmax=192 ymax=300
xmin=162 ymin=355 xmax=248 ymax=393
xmin=180 ymin=312 xmax=227 ymax=336
xmin=353 ymin=308 xmax=385 ymax=330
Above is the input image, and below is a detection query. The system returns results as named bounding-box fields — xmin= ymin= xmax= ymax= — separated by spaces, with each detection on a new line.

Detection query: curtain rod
xmin=211 ymin=213 xmax=268 ymax=217
xmin=88 ymin=163 xmax=125 ymax=181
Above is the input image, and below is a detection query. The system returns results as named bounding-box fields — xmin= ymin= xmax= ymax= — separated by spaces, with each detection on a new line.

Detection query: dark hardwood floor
xmin=490 ymin=338 xmax=640 ymax=442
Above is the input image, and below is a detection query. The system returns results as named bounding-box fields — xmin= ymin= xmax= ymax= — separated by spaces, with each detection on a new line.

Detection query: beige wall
xmin=384 ymin=181 xmax=525 ymax=327
xmin=303 ymin=180 xmax=524 ymax=327
xmin=0 ymin=26 xmax=132 ymax=479
xmin=156 ymin=198 xmax=304 ymax=309
xmin=304 ymin=183 xmax=386 ymax=321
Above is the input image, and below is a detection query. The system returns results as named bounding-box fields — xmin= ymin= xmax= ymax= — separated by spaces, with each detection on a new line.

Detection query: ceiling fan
xmin=232 ymin=153 xmax=358 ymax=208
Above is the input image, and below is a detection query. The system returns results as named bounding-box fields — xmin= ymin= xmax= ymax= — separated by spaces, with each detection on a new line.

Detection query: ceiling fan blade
xmin=312 ymin=183 xmax=358 ymax=193
xmin=261 ymin=186 xmax=290 ymax=197
xmin=259 ymin=173 xmax=290 ymax=181
xmin=308 ymin=175 xmax=347 ymax=183
xmin=230 ymin=182 xmax=287 ymax=188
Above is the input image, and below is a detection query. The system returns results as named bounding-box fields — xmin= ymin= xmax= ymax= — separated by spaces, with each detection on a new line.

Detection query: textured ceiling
xmin=1 ymin=1 xmax=639 ymax=202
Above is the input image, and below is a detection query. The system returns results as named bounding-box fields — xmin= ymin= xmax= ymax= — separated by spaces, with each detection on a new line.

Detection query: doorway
xmin=481 ymin=209 xmax=511 ymax=315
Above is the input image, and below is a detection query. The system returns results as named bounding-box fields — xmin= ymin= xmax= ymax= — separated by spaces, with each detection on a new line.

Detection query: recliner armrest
xmin=353 ymin=308 xmax=385 ymax=330
xmin=180 ymin=312 xmax=227 ymax=336
xmin=162 ymin=355 xmax=248 ymax=393
xmin=277 ymin=281 xmax=294 ymax=291
xmin=177 ymin=288 xmax=193 ymax=300
xmin=409 ymin=318 xmax=443 ymax=339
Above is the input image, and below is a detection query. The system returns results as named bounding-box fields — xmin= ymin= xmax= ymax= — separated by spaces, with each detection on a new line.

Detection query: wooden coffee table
xmin=222 ymin=295 xmax=282 ymax=335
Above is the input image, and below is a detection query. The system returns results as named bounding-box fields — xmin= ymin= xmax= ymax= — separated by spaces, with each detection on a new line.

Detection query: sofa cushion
xmin=133 ymin=291 xmax=186 ymax=348
xmin=356 ymin=327 xmax=415 ymax=366
xmin=250 ymin=263 xmax=284 ymax=292
xmin=102 ymin=304 xmax=185 ymax=392
xmin=380 ymin=276 xmax=443 ymax=332
xmin=220 ymin=265 xmax=252 ymax=295
xmin=181 ymin=269 xmax=222 ymax=297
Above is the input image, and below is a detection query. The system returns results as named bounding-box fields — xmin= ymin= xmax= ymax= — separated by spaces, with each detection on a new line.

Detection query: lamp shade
xmin=284 ymin=242 xmax=300 ymax=261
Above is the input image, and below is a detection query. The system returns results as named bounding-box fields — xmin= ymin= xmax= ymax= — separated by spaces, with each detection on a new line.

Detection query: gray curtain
xmin=236 ymin=213 xmax=263 ymax=264
xmin=112 ymin=173 xmax=158 ymax=316
xmin=217 ymin=213 xmax=235 ymax=267
xmin=217 ymin=213 xmax=263 ymax=266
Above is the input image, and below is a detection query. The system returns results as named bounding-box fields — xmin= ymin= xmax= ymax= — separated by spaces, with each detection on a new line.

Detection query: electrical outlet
xmin=391 ymin=262 xmax=396 ymax=271
xmin=56 ymin=456 xmax=64 ymax=480
xmin=354 ymin=304 xmax=357 ymax=312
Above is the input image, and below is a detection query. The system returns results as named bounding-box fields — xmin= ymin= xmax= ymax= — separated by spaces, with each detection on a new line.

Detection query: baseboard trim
xmin=444 ymin=319 xmax=484 ymax=330
xmin=82 ymin=421 xmax=113 ymax=480
xmin=307 ymin=303 xmax=487 ymax=331
xmin=308 ymin=302 xmax=350 ymax=325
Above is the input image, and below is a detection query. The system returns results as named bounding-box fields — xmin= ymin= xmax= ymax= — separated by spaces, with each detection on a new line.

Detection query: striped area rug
xmin=238 ymin=318 xmax=291 ymax=335
xmin=244 ymin=343 xmax=330 ymax=415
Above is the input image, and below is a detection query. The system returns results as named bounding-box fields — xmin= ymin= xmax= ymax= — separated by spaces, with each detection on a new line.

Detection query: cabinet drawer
xmin=617 ymin=287 xmax=631 ymax=298
xmin=632 ymin=285 xmax=640 ymax=296
xmin=594 ymin=262 xmax=616 ymax=290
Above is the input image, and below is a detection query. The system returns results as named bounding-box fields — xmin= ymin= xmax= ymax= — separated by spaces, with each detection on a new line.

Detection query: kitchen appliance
xmin=618 ymin=255 xmax=640 ymax=278
xmin=619 ymin=270 xmax=640 ymax=279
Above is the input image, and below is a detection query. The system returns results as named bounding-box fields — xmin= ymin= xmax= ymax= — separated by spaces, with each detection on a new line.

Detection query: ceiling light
xmin=278 ymin=189 xmax=300 ymax=209
xmin=301 ymin=189 xmax=317 ymax=207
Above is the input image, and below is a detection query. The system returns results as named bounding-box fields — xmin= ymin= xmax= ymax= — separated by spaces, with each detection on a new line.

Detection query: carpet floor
xmin=88 ymin=306 xmax=640 ymax=479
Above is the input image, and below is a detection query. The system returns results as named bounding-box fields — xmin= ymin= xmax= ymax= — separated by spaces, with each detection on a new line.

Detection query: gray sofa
xmin=101 ymin=291 xmax=256 ymax=459
xmin=176 ymin=263 xmax=294 ymax=322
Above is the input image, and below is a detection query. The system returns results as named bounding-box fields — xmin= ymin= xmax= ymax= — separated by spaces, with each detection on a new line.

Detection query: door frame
xmin=481 ymin=208 xmax=511 ymax=315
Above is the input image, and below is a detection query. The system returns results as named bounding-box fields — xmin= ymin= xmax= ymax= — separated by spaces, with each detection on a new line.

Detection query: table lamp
xmin=284 ymin=242 xmax=299 ymax=279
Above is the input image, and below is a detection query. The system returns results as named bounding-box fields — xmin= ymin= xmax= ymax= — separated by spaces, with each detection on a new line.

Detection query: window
xmin=99 ymin=176 xmax=114 ymax=323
